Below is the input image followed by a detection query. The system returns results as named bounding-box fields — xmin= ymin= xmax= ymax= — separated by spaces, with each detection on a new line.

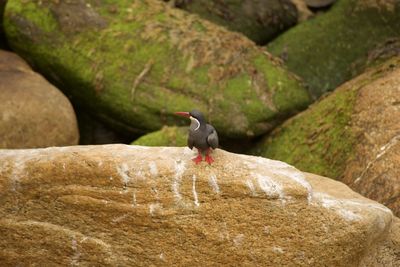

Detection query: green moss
xmin=132 ymin=126 xmax=187 ymax=147
xmin=250 ymin=57 xmax=400 ymax=179
xmin=268 ymin=0 xmax=400 ymax=98
xmin=252 ymin=87 xmax=357 ymax=179
xmin=4 ymin=0 xmax=310 ymax=138
xmin=178 ymin=0 xmax=297 ymax=45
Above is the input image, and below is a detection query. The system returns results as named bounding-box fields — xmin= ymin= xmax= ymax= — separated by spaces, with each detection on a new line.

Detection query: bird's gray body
xmin=187 ymin=110 xmax=218 ymax=152
xmin=188 ymin=123 xmax=218 ymax=152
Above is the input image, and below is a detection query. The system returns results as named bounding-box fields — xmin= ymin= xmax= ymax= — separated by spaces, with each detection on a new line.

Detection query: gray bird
xmin=175 ymin=110 xmax=219 ymax=164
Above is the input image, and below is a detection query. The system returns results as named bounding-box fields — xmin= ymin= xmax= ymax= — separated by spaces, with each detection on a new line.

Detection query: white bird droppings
xmin=172 ymin=160 xmax=186 ymax=202
xmin=192 ymin=175 xmax=200 ymax=207
xmin=149 ymin=162 xmax=158 ymax=177
xmin=209 ymin=174 xmax=220 ymax=194
xmin=116 ymin=163 xmax=131 ymax=188
xmin=255 ymin=173 xmax=284 ymax=200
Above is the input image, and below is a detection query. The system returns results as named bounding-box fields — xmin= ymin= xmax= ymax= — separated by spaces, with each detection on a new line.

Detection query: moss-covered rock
xmin=268 ymin=0 xmax=400 ymax=98
xmin=4 ymin=0 xmax=310 ymax=139
xmin=132 ymin=126 xmax=187 ymax=147
xmin=0 ymin=0 xmax=7 ymax=48
xmin=166 ymin=0 xmax=298 ymax=45
xmin=251 ymin=57 xmax=400 ymax=215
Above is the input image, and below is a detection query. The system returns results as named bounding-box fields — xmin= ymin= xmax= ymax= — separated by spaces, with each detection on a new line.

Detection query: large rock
xmin=268 ymin=0 xmax=400 ymax=98
xmin=0 ymin=50 xmax=79 ymax=148
xmin=3 ymin=0 xmax=311 ymax=139
xmin=165 ymin=0 xmax=298 ymax=45
xmin=0 ymin=145 xmax=398 ymax=266
xmin=252 ymin=57 xmax=400 ymax=215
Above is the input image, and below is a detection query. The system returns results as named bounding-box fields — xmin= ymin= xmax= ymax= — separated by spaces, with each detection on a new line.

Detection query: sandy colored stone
xmin=0 ymin=50 xmax=79 ymax=148
xmin=0 ymin=145 xmax=397 ymax=266
xmin=341 ymin=60 xmax=400 ymax=215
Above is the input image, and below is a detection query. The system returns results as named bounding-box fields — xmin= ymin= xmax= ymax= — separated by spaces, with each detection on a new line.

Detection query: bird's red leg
xmin=192 ymin=149 xmax=203 ymax=164
xmin=205 ymin=148 xmax=214 ymax=165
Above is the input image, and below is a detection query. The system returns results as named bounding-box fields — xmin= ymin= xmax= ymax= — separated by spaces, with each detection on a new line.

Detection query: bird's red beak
xmin=175 ymin=111 xmax=190 ymax=118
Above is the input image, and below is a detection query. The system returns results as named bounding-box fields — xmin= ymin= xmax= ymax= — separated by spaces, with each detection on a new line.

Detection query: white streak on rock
xmin=245 ymin=179 xmax=257 ymax=196
xmin=314 ymin=193 xmax=392 ymax=223
xmin=276 ymin=169 xmax=313 ymax=203
xmin=355 ymin=134 xmax=400 ymax=183
xmin=132 ymin=191 xmax=137 ymax=207
xmin=71 ymin=237 xmax=81 ymax=266
xmin=255 ymin=173 xmax=284 ymax=200
xmin=116 ymin=163 xmax=131 ymax=187
xmin=149 ymin=203 xmax=162 ymax=216
xmin=192 ymin=175 xmax=200 ymax=207
xmin=172 ymin=160 xmax=186 ymax=202
xmin=112 ymin=214 xmax=129 ymax=223
xmin=159 ymin=252 xmax=166 ymax=261
xmin=272 ymin=246 xmax=284 ymax=254
xmin=208 ymin=174 xmax=220 ymax=194
xmin=149 ymin=162 xmax=158 ymax=177
xmin=233 ymin=234 xmax=244 ymax=246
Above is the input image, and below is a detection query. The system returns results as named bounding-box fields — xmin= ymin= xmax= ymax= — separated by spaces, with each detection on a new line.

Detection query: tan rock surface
xmin=0 ymin=50 xmax=79 ymax=148
xmin=342 ymin=61 xmax=400 ymax=215
xmin=0 ymin=145 xmax=397 ymax=266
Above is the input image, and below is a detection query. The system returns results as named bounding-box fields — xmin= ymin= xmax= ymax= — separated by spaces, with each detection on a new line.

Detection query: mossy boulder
xmin=4 ymin=0 xmax=311 ymax=139
xmin=132 ymin=126 xmax=187 ymax=147
xmin=251 ymin=57 xmax=400 ymax=215
xmin=166 ymin=0 xmax=298 ymax=45
xmin=0 ymin=0 xmax=7 ymax=48
xmin=268 ymin=0 xmax=400 ymax=99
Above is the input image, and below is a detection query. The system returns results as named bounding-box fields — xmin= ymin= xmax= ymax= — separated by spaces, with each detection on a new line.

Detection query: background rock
xmin=0 ymin=145 xmax=397 ymax=266
xmin=268 ymin=0 xmax=400 ymax=99
xmin=252 ymin=57 xmax=400 ymax=215
xmin=4 ymin=0 xmax=310 ymax=139
xmin=0 ymin=50 xmax=79 ymax=148
xmin=165 ymin=0 xmax=298 ymax=45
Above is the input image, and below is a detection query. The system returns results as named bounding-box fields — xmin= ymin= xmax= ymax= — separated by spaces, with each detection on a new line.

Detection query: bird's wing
xmin=188 ymin=134 xmax=194 ymax=149
xmin=206 ymin=125 xmax=219 ymax=149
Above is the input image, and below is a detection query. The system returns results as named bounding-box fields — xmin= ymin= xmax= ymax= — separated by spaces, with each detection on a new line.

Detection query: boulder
xmin=0 ymin=50 xmax=79 ymax=148
xmin=267 ymin=0 xmax=400 ymax=98
xmin=132 ymin=126 xmax=187 ymax=147
xmin=252 ymin=57 xmax=400 ymax=215
xmin=165 ymin=0 xmax=298 ymax=45
xmin=0 ymin=145 xmax=398 ymax=266
xmin=4 ymin=0 xmax=311 ymax=139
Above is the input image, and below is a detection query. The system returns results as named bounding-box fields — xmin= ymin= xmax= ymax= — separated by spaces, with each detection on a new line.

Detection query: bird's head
xmin=175 ymin=110 xmax=206 ymax=128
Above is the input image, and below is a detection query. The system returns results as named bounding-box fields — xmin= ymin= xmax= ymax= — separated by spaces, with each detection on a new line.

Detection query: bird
xmin=175 ymin=110 xmax=219 ymax=164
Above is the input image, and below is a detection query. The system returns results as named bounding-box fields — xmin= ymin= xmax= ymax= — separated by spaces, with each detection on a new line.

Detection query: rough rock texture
xmin=3 ymin=0 xmax=310 ymax=139
xmin=166 ymin=0 xmax=298 ymax=45
xmin=252 ymin=57 xmax=400 ymax=215
xmin=268 ymin=0 xmax=400 ymax=98
xmin=132 ymin=126 xmax=187 ymax=147
xmin=0 ymin=0 xmax=7 ymax=48
xmin=0 ymin=145 xmax=397 ymax=266
xmin=0 ymin=50 xmax=79 ymax=148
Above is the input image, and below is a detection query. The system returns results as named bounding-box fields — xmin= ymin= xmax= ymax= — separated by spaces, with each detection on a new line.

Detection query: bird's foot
xmin=205 ymin=155 xmax=214 ymax=165
xmin=192 ymin=154 xmax=203 ymax=164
